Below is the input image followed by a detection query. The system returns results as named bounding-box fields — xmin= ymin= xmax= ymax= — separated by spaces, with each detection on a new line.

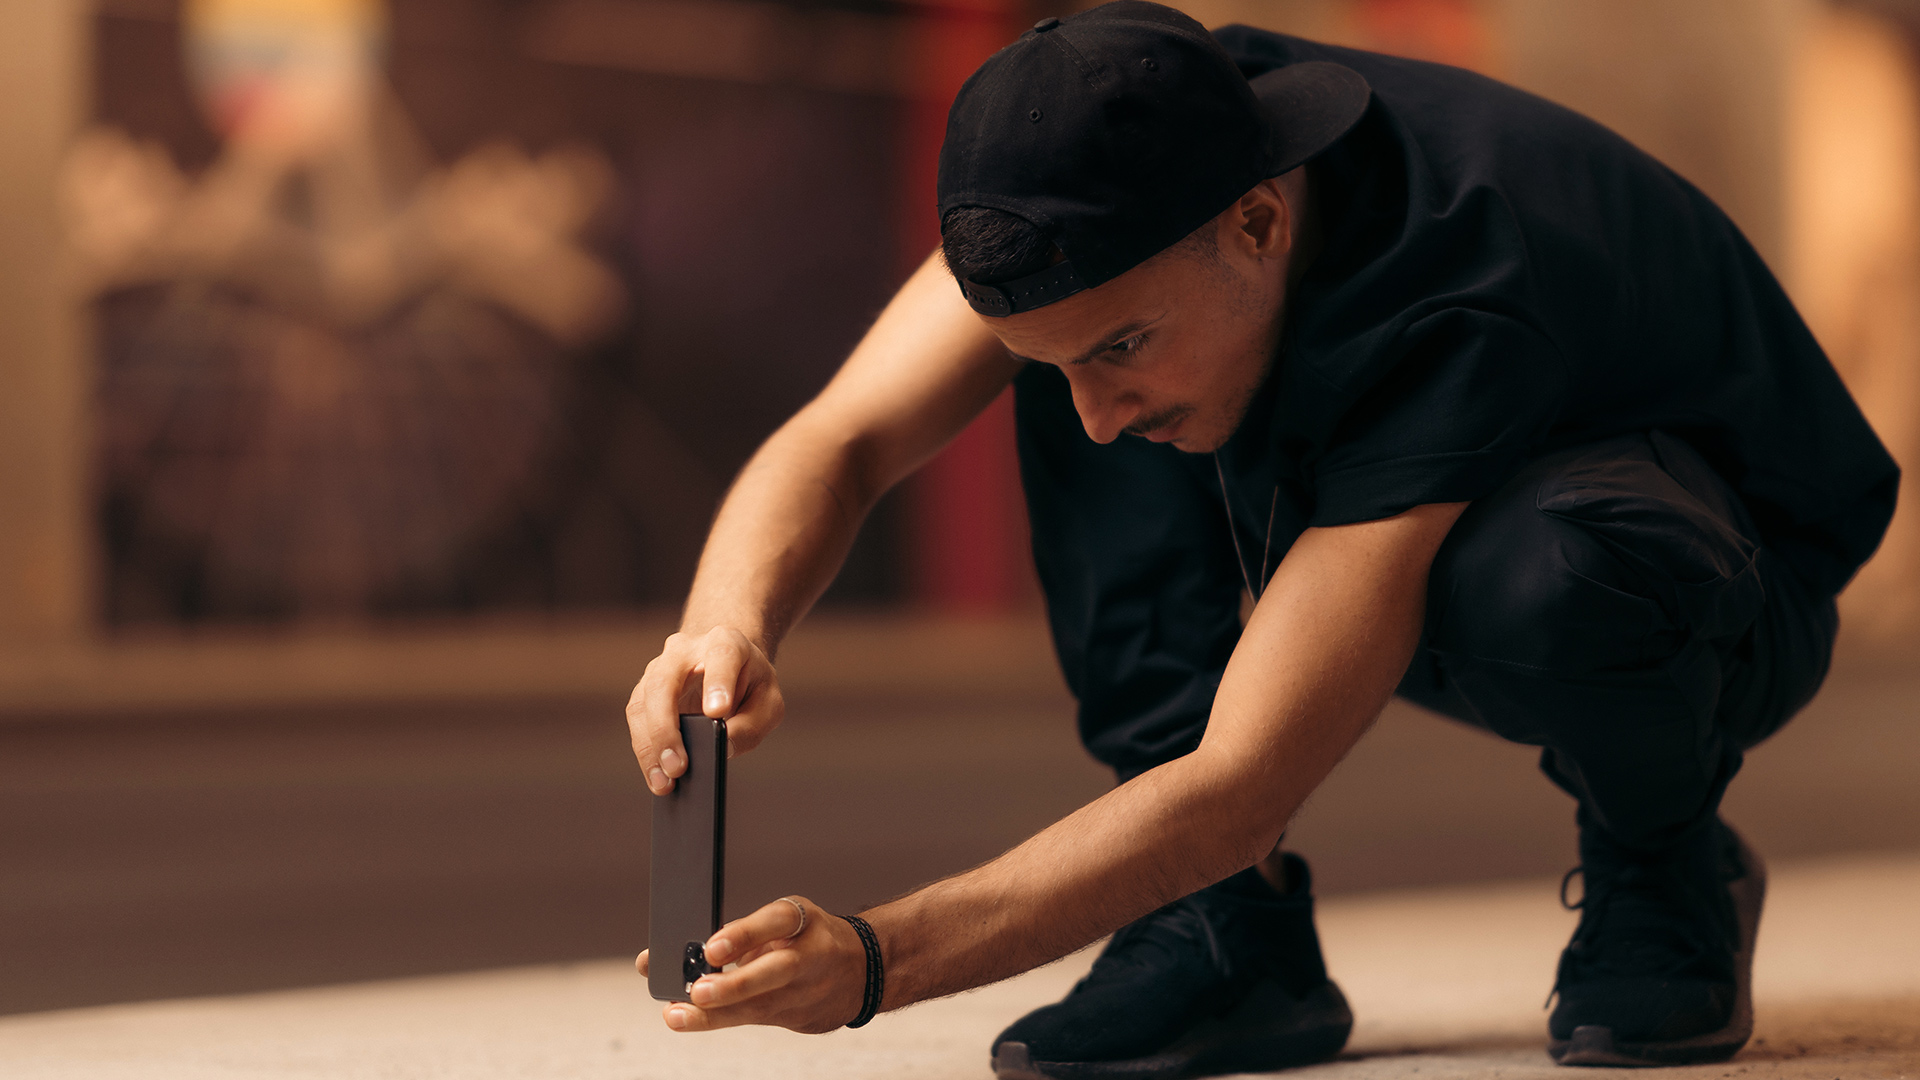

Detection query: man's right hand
xmin=627 ymin=626 xmax=784 ymax=795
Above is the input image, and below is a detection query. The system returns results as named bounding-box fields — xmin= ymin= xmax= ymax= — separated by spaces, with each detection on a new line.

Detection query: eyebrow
xmin=1008 ymin=315 xmax=1163 ymax=367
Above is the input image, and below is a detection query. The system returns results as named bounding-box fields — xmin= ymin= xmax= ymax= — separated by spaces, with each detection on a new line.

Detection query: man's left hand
xmin=636 ymin=895 xmax=869 ymax=1034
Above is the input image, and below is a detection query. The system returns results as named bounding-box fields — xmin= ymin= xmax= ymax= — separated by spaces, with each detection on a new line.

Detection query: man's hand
xmin=636 ymin=896 xmax=868 ymax=1034
xmin=626 ymin=626 xmax=784 ymax=795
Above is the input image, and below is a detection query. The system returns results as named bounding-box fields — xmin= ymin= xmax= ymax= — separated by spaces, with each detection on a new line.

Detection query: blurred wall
xmin=1787 ymin=0 xmax=1920 ymax=636
xmin=1500 ymin=0 xmax=1795 ymax=269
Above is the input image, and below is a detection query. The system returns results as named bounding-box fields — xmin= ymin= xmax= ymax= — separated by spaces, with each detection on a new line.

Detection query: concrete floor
xmin=3 ymin=644 xmax=1918 ymax=1078
xmin=4 ymin=653 xmax=1920 ymax=1016
xmin=2 ymin=851 xmax=1914 ymax=1079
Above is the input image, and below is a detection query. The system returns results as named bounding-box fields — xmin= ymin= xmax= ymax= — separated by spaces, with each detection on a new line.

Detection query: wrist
xmin=840 ymin=913 xmax=886 ymax=1027
xmin=858 ymin=905 xmax=922 ymax=1012
xmin=676 ymin=614 xmax=780 ymax=659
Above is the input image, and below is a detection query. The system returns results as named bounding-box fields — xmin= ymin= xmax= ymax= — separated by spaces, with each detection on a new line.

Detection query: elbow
xmin=787 ymin=406 xmax=906 ymax=509
xmin=837 ymin=430 xmax=894 ymax=511
xmin=1182 ymin=751 xmax=1291 ymax=876
xmin=1226 ymin=757 xmax=1298 ymax=869
xmin=1228 ymin=817 xmax=1287 ymax=874
xmin=767 ymin=414 xmax=884 ymax=515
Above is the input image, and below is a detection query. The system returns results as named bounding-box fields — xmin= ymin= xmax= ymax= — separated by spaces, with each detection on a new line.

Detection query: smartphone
xmin=648 ymin=714 xmax=728 ymax=1002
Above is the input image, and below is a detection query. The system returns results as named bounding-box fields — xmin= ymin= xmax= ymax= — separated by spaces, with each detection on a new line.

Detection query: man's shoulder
xmin=1220 ymin=25 xmax=1719 ymax=326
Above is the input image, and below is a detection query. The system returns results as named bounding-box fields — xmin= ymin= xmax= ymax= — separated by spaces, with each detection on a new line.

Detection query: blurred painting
xmin=73 ymin=0 xmax=909 ymax=622
xmin=71 ymin=0 xmax=1920 ymax=638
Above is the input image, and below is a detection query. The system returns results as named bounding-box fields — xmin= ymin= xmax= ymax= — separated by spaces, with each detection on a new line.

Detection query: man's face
xmin=984 ymin=220 xmax=1288 ymax=454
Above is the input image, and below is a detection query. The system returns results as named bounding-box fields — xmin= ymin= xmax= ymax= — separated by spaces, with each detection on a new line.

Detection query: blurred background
xmin=2 ymin=0 xmax=1918 ymax=1018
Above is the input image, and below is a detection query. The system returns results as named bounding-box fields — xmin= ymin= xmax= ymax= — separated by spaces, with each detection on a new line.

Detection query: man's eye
xmin=1109 ymin=334 xmax=1146 ymax=355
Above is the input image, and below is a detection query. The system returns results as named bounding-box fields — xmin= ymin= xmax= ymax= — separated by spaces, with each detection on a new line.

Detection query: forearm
xmin=861 ymin=503 xmax=1466 ymax=1010
xmin=866 ymin=747 xmax=1277 ymax=1008
xmin=862 ymin=683 xmax=1391 ymax=1008
xmin=678 ymin=251 xmax=1015 ymax=655
xmin=679 ymin=424 xmax=876 ymax=655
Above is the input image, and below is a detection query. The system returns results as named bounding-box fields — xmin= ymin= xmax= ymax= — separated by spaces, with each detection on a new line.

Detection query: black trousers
xmin=1014 ymin=365 xmax=1839 ymax=853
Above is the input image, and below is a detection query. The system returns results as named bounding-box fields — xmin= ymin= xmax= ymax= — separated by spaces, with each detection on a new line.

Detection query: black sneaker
xmin=990 ymin=854 xmax=1352 ymax=1080
xmin=1548 ymin=816 xmax=1766 ymax=1067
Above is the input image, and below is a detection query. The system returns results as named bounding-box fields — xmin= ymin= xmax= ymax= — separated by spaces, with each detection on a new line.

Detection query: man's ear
xmin=1233 ymin=177 xmax=1290 ymax=259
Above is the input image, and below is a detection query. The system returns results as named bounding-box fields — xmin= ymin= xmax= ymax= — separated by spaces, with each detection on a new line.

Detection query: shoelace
xmin=1548 ymin=852 xmax=1737 ymax=1005
xmin=1092 ymin=896 xmax=1232 ymax=981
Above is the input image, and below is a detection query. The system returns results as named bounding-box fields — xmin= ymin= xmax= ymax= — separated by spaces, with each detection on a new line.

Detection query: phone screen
xmin=647 ymin=714 xmax=727 ymax=1002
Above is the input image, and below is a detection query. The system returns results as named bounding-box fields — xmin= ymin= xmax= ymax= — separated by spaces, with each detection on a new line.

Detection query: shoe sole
xmin=992 ymin=979 xmax=1353 ymax=1080
xmin=1547 ymin=828 xmax=1767 ymax=1068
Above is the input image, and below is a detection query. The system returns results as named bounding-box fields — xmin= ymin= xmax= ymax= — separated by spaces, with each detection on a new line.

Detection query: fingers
xmin=663 ymin=1001 xmax=707 ymax=1031
xmin=629 ymin=629 xmax=785 ymax=788
xmin=697 ymin=628 xmax=751 ymax=719
xmin=700 ymin=630 xmax=784 ymax=757
xmin=661 ymin=944 xmax=806 ymax=1030
xmin=650 ymin=895 xmax=866 ymax=1036
xmin=720 ymin=675 xmax=784 ymax=757
xmin=627 ymin=638 xmax=697 ymax=795
xmin=628 ymin=626 xmax=791 ymax=795
xmin=689 ymin=946 xmax=802 ymax=1009
xmin=703 ymin=896 xmax=815 ymax=967
xmin=636 ymin=949 xmax=649 ymax=976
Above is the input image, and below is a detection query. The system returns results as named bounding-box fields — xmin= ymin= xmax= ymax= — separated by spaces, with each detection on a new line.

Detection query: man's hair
xmin=940 ymin=204 xmax=1223 ymax=285
xmin=940 ymin=206 xmax=1060 ymax=284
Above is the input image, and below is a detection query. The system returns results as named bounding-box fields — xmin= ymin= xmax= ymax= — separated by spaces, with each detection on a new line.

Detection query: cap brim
xmin=1252 ymin=61 xmax=1372 ymax=175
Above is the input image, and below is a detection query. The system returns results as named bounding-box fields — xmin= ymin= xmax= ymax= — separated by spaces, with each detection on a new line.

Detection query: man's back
xmin=1216 ymin=27 xmax=1897 ymax=593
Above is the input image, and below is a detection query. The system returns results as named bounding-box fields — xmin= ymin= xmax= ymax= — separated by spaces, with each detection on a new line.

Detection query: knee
xmin=1428 ymin=443 xmax=1771 ymax=674
xmin=1428 ymin=500 xmax=1669 ymax=673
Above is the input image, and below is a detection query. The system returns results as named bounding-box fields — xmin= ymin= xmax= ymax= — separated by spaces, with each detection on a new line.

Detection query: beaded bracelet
xmin=840 ymin=914 xmax=885 ymax=1028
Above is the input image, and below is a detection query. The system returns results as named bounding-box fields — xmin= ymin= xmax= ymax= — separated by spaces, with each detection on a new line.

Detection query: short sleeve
xmin=1308 ymin=308 xmax=1567 ymax=526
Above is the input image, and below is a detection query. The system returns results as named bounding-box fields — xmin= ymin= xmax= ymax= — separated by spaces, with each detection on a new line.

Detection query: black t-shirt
xmin=1208 ymin=28 xmax=1898 ymax=594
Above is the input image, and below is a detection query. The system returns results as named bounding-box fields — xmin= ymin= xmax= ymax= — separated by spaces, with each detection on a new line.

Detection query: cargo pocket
xmin=1535 ymin=432 xmax=1766 ymax=648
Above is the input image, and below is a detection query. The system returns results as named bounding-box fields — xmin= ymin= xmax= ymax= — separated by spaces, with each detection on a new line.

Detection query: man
xmin=628 ymin=3 xmax=1898 ymax=1076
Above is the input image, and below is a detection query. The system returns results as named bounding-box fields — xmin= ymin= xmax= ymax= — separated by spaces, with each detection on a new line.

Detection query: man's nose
xmin=1067 ymin=375 xmax=1140 ymax=445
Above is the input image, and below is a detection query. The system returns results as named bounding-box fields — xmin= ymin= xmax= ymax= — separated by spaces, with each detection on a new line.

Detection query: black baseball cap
xmin=937 ymin=0 xmax=1370 ymax=317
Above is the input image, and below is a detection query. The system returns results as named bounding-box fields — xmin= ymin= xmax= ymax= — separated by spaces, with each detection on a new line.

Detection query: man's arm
xmin=628 ymin=251 xmax=1021 ymax=792
xmin=660 ymin=500 xmax=1467 ymax=1031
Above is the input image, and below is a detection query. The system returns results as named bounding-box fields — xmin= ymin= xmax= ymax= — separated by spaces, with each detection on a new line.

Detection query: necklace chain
xmin=1213 ymin=452 xmax=1279 ymax=603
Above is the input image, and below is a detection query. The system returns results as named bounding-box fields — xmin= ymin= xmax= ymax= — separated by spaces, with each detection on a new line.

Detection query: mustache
xmin=1123 ymin=404 xmax=1196 ymax=438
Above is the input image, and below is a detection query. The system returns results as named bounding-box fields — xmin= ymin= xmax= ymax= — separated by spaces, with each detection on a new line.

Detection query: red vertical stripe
xmin=900 ymin=0 xmax=1033 ymax=613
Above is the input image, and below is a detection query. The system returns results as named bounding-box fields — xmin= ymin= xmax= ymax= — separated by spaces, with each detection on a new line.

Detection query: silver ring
xmin=779 ymin=896 xmax=808 ymax=940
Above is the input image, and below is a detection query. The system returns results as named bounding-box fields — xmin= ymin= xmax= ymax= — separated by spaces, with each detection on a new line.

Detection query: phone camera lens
xmin=682 ymin=940 xmax=712 ymax=984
